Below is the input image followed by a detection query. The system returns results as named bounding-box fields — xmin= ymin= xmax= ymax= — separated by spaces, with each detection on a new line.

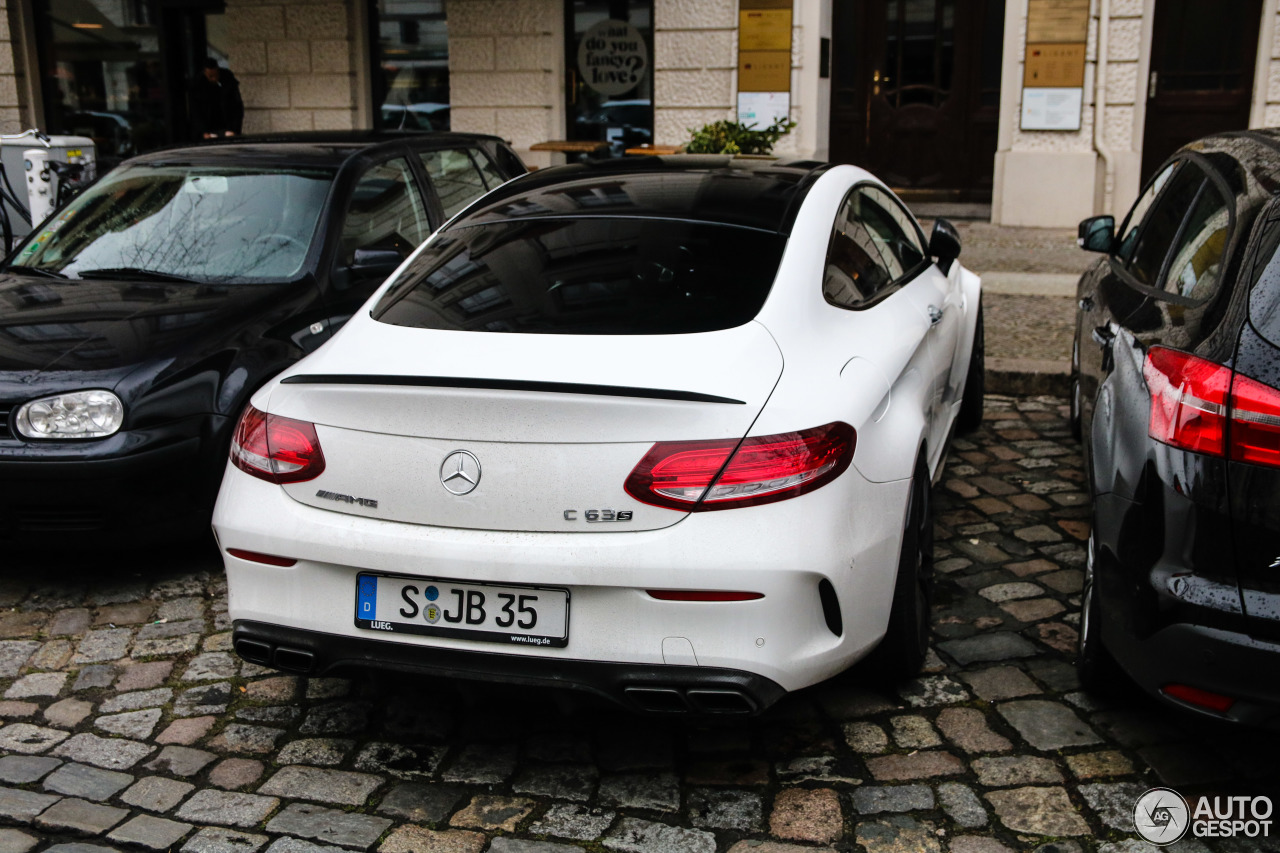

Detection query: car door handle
xmin=1092 ymin=325 xmax=1115 ymax=347
xmin=1079 ymin=296 xmax=1094 ymax=311
xmin=928 ymin=305 xmax=944 ymax=326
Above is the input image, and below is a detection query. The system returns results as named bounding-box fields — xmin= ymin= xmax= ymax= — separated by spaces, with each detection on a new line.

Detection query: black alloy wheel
xmin=957 ymin=299 xmax=985 ymax=433
xmin=865 ymin=458 xmax=934 ymax=680
xmin=1070 ymin=333 xmax=1083 ymax=441
xmin=1076 ymin=531 xmax=1125 ymax=695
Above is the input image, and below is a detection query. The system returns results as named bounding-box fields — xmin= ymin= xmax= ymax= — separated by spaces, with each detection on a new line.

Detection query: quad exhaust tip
xmin=624 ymin=686 xmax=757 ymax=714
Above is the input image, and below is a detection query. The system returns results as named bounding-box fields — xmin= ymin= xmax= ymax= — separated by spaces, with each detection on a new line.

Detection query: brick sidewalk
xmin=0 ymin=395 xmax=1277 ymax=852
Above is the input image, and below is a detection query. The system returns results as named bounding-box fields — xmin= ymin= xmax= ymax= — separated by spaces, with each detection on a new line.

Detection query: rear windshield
xmin=371 ymin=218 xmax=787 ymax=334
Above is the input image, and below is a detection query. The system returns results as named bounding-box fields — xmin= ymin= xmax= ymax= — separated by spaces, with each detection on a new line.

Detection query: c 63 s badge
xmin=564 ymin=509 xmax=633 ymax=522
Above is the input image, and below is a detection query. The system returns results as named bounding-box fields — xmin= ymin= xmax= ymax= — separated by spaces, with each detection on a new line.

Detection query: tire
xmin=1076 ymin=532 xmax=1126 ymax=695
xmin=1069 ymin=334 xmax=1083 ymax=441
xmin=956 ymin=299 xmax=985 ymax=434
xmin=865 ymin=459 xmax=934 ymax=682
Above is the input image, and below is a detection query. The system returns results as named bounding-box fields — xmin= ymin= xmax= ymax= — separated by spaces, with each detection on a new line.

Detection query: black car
xmin=0 ymin=131 xmax=525 ymax=546
xmin=1072 ymin=129 xmax=1280 ymax=726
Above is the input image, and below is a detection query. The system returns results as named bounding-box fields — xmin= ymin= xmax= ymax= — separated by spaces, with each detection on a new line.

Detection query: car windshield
xmin=371 ymin=218 xmax=787 ymax=335
xmin=9 ymin=165 xmax=335 ymax=284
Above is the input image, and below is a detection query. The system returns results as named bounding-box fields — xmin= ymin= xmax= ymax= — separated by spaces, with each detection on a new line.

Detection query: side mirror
xmin=928 ymin=218 xmax=961 ymax=272
xmin=351 ymin=246 xmax=406 ymax=277
xmin=1078 ymin=215 xmax=1115 ymax=253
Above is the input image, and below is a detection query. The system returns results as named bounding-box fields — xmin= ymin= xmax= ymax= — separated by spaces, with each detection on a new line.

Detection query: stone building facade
xmin=3 ymin=0 xmax=1280 ymax=227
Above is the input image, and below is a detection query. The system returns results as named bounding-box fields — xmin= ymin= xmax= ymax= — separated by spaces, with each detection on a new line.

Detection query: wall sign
xmin=738 ymin=0 xmax=792 ymax=128
xmin=577 ymin=19 xmax=649 ymax=97
xmin=1020 ymin=0 xmax=1089 ymax=131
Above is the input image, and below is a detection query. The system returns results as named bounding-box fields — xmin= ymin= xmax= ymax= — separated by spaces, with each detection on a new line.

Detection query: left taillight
xmin=625 ymin=422 xmax=855 ymax=511
xmin=1143 ymin=345 xmax=1280 ymax=468
xmin=230 ymin=404 xmax=326 ymax=484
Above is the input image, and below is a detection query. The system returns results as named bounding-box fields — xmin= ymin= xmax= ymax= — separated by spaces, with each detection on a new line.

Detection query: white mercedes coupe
xmin=213 ymin=156 xmax=983 ymax=714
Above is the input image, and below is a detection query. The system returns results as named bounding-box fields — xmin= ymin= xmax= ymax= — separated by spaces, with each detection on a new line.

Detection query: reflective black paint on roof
xmin=125 ymin=131 xmax=507 ymax=169
xmin=455 ymin=156 xmax=831 ymax=235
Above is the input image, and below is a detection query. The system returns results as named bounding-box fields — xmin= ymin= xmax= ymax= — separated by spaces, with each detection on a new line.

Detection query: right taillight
xmin=1144 ymin=346 xmax=1280 ymax=468
xmin=230 ymin=404 xmax=326 ymax=484
xmin=625 ymin=422 xmax=855 ymax=511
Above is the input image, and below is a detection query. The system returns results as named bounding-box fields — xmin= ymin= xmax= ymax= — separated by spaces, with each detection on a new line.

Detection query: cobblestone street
xmin=1 ymin=395 xmax=1278 ymax=853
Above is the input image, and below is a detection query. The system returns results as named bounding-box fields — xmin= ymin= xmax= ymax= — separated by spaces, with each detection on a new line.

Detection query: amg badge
xmin=316 ymin=490 xmax=379 ymax=509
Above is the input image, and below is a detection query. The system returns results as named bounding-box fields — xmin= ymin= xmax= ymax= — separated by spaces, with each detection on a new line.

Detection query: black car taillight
xmin=1144 ymin=346 xmax=1280 ymax=467
xmin=624 ymin=422 xmax=856 ymax=511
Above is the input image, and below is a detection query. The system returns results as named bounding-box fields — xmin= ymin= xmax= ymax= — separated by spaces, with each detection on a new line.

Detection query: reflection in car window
xmin=1126 ymin=164 xmax=1204 ymax=287
xmin=420 ymin=148 xmax=493 ymax=219
xmin=1165 ymin=181 xmax=1230 ymax=300
xmin=372 ymin=218 xmax=786 ymax=335
xmin=1117 ymin=161 xmax=1179 ymax=263
xmin=824 ymin=185 xmax=927 ymax=309
xmin=336 ymin=158 xmax=431 ymax=269
xmin=10 ymin=166 xmax=333 ymax=283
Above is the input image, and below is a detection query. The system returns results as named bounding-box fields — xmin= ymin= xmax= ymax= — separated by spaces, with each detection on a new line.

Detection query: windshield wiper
xmin=74 ymin=267 xmax=200 ymax=284
xmin=6 ymin=266 xmax=68 ymax=279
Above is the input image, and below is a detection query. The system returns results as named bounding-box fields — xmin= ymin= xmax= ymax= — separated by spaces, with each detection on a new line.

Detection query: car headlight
xmin=14 ymin=390 xmax=124 ymax=439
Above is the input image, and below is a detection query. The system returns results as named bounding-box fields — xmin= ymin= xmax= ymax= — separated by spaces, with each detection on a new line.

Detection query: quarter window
xmin=420 ymin=148 xmax=497 ymax=219
xmin=824 ymin=185 xmax=927 ymax=309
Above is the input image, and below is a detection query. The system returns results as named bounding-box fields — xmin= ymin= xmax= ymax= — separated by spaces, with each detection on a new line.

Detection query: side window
xmin=420 ymin=148 xmax=493 ymax=219
xmin=1117 ymin=161 xmax=1180 ymax=264
xmin=1126 ymin=163 xmax=1205 ymax=287
xmin=1164 ymin=181 xmax=1231 ymax=300
xmin=824 ymin=194 xmax=893 ymax=308
xmin=337 ymin=157 xmax=431 ymax=270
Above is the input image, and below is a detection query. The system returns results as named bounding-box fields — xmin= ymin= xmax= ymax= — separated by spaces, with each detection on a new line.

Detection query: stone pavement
xmin=1 ymin=395 xmax=1278 ymax=853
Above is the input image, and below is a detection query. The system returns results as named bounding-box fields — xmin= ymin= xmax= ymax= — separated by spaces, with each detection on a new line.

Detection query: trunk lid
xmin=269 ymin=320 xmax=783 ymax=532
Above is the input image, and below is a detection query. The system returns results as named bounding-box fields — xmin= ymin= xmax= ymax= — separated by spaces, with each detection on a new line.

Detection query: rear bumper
xmin=1092 ymin=489 xmax=1280 ymax=728
xmin=233 ymin=619 xmax=786 ymax=714
xmin=1111 ymin=621 xmax=1280 ymax=728
xmin=215 ymin=455 xmax=913 ymax=695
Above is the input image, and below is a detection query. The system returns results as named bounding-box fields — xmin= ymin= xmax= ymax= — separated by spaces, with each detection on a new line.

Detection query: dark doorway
xmin=830 ymin=0 xmax=1004 ymax=201
xmin=1141 ymin=0 xmax=1263 ymax=180
xmin=565 ymin=0 xmax=654 ymax=157
xmin=34 ymin=0 xmax=228 ymax=168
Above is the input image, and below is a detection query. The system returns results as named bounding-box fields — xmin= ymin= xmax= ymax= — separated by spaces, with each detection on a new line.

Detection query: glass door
xmin=370 ymin=0 xmax=451 ymax=131
xmin=565 ymin=0 xmax=654 ymax=157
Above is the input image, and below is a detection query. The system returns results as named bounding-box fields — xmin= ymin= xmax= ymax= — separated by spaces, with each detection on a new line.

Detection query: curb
xmin=987 ymin=358 xmax=1070 ymax=397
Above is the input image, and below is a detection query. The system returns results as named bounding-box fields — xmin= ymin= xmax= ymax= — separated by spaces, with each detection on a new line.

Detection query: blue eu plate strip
xmin=357 ymin=576 xmax=378 ymax=620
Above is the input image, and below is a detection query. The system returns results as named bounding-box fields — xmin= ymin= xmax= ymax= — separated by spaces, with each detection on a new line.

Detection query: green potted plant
xmin=684 ymin=116 xmax=797 ymax=156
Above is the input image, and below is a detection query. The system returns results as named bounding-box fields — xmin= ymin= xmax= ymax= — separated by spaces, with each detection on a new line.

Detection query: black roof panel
xmin=454 ymin=155 xmax=830 ymax=234
xmin=124 ymin=131 xmax=506 ymax=169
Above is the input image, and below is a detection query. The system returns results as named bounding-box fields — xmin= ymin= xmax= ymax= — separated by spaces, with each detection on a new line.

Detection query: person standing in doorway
xmin=190 ymin=58 xmax=244 ymax=140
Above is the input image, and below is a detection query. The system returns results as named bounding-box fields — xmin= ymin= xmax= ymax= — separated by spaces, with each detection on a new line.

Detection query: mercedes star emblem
xmin=440 ymin=450 xmax=482 ymax=495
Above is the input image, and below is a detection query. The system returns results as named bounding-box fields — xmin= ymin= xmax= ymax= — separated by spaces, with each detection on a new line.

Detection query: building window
xmin=371 ymin=0 xmax=450 ymax=131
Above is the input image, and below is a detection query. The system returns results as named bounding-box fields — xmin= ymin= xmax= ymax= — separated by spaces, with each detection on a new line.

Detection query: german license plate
xmin=354 ymin=573 xmax=569 ymax=647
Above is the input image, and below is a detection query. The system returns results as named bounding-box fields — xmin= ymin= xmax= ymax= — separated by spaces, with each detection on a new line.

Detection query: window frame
xmin=822 ymin=181 xmax=933 ymax=312
xmin=332 ymin=151 xmax=435 ymax=276
xmin=1111 ymin=154 xmax=1238 ymax=308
